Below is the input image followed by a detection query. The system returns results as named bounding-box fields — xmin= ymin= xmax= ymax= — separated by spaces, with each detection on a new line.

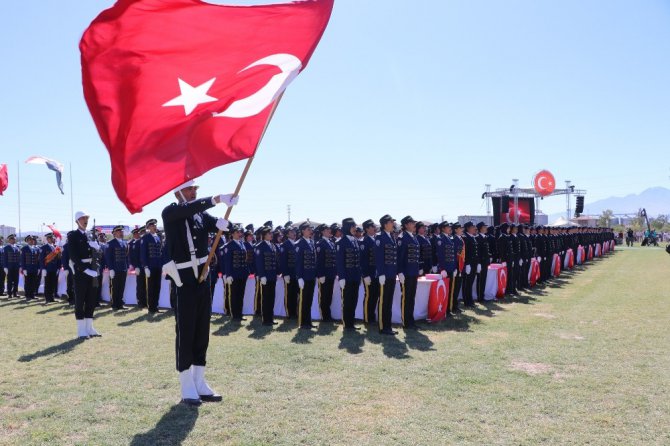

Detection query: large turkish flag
xmin=81 ymin=0 xmax=333 ymax=213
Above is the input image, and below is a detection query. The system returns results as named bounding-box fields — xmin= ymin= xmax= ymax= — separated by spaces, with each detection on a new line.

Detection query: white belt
xmin=175 ymin=256 xmax=208 ymax=270
xmin=82 ymin=259 xmax=92 ymax=263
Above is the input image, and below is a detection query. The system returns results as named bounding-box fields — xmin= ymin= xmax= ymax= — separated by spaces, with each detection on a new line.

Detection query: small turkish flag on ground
xmin=81 ymin=0 xmax=333 ymax=213
xmin=0 ymin=164 xmax=7 ymax=195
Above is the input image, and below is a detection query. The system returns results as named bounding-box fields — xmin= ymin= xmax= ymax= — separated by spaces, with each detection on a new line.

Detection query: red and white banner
xmin=588 ymin=245 xmax=594 ymax=260
xmin=595 ymin=243 xmax=602 ymax=257
xmin=488 ymin=263 xmax=507 ymax=298
xmin=528 ymin=257 xmax=541 ymax=287
xmin=551 ymin=253 xmax=561 ymax=277
xmin=81 ymin=0 xmax=334 ymax=213
xmin=426 ymin=274 xmax=450 ymax=323
xmin=577 ymin=245 xmax=585 ymax=264
xmin=563 ymin=248 xmax=574 ymax=270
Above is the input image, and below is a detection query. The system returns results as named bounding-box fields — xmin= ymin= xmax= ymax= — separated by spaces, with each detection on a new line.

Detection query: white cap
xmin=172 ymin=179 xmax=199 ymax=194
xmin=75 ymin=210 xmax=90 ymax=221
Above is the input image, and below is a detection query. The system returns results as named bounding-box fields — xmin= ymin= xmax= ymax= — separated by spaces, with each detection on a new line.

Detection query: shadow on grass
xmin=18 ymin=337 xmax=87 ymax=362
xmin=291 ymin=327 xmax=317 ymax=344
xmin=212 ymin=319 xmax=244 ymax=337
xmin=365 ymin=330 xmax=410 ymax=359
xmin=36 ymin=303 xmax=71 ymax=314
xmin=246 ymin=319 xmax=273 ymax=340
xmin=130 ymin=404 xmax=199 ymax=446
xmin=316 ymin=320 xmax=338 ymax=336
xmin=275 ymin=318 xmax=297 ymax=333
xmin=11 ymin=300 xmax=44 ymax=310
xmin=117 ymin=310 xmax=172 ymax=327
xmin=338 ymin=329 xmax=365 ymax=354
xmin=403 ymin=329 xmax=436 ymax=352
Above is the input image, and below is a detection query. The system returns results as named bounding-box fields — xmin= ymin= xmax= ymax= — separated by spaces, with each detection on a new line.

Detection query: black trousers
xmin=298 ymin=279 xmax=315 ymax=327
xmin=254 ymin=277 xmax=261 ymax=316
xmin=136 ymin=269 xmax=147 ymax=308
xmin=363 ymin=278 xmax=380 ymax=323
xmin=342 ymin=278 xmax=360 ymax=328
xmin=0 ymin=267 xmax=5 ymax=294
xmin=260 ymin=279 xmax=276 ymax=325
xmin=209 ymin=272 xmax=218 ymax=303
xmin=147 ymin=268 xmax=162 ymax=312
xmin=6 ymin=267 xmax=19 ymax=297
xmin=284 ymin=277 xmax=299 ymax=319
xmin=401 ymin=276 xmax=418 ymax=327
xmin=521 ymin=258 xmax=531 ymax=288
xmin=44 ymin=271 xmax=58 ymax=301
xmin=173 ymin=278 xmax=212 ymax=372
xmin=318 ymin=278 xmax=334 ymax=320
xmin=228 ymin=277 xmax=247 ymax=319
xmin=477 ymin=264 xmax=489 ymax=302
xmin=540 ymin=256 xmax=551 ymax=281
xmin=450 ymin=272 xmax=462 ymax=310
xmin=24 ymin=272 xmax=39 ymax=299
xmin=506 ymin=261 xmax=517 ymax=294
xmin=378 ymin=278 xmax=395 ymax=332
xmin=111 ymin=271 xmax=127 ymax=309
xmin=463 ymin=267 xmax=476 ymax=306
xmin=97 ymin=269 xmax=104 ymax=304
xmin=74 ymin=272 xmax=98 ymax=319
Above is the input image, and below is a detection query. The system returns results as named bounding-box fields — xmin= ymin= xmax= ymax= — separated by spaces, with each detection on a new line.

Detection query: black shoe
xmin=343 ymin=325 xmax=360 ymax=331
xmin=233 ymin=317 xmax=247 ymax=321
xmin=322 ymin=317 xmax=335 ymax=323
xmin=180 ymin=398 xmax=202 ymax=407
xmin=453 ymin=307 xmax=463 ymax=314
xmin=148 ymin=309 xmax=161 ymax=314
xmin=262 ymin=321 xmax=278 ymax=326
xmin=464 ymin=303 xmax=476 ymax=308
xmin=300 ymin=324 xmax=316 ymax=330
xmin=404 ymin=324 xmax=420 ymax=330
xmin=199 ymin=393 xmax=222 ymax=403
xmin=380 ymin=329 xmax=397 ymax=336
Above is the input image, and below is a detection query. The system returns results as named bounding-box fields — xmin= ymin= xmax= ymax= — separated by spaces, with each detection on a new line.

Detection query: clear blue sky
xmin=1 ymin=0 xmax=669 ymax=233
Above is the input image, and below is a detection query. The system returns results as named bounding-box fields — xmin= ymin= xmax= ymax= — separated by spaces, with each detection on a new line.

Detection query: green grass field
xmin=1 ymin=247 xmax=669 ymax=445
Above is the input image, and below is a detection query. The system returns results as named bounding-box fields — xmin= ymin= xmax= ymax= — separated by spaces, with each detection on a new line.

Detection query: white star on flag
xmin=162 ymin=78 xmax=218 ymax=116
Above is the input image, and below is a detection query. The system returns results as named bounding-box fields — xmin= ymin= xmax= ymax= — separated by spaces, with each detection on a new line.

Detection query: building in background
xmin=0 ymin=225 xmax=17 ymax=238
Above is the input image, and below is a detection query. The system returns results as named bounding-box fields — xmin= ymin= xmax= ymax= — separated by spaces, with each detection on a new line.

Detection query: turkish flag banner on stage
xmin=528 ymin=257 xmax=540 ymax=287
xmin=81 ymin=0 xmax=334 ymax=213
xmin=426 ymin=274 xmax=449 ymax=323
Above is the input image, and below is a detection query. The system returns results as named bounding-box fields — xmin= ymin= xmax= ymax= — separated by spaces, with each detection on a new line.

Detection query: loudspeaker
xmin=575 ymin=196 xmax=584 ymax=214
xmin=501 ymin=196 xmax=510 ymax=213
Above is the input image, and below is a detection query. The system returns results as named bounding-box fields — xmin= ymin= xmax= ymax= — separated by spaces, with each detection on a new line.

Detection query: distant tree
xmin=597 ymin=209 xmax=614 ymax=227
xmin=650 ymin=214 xmax=668 ymax=231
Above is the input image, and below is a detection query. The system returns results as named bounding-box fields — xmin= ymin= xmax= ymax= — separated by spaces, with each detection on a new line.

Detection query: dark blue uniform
xmin=360 ymin=234 xmax=379 ymax=324
xmin=295 ymin=237 xmax=317 ymax=327
xmin=4 ymin=243 xmax=21 ymax=298
xmin=462 ymin=233 xmax=479 ymax=307
xmin=255 ymin=240 xmax=278 ymax=325
xmin=417 ymin=234 xmax=433 ymax=276
xmin=128 ymin=237 xmax=147 ymax=308
xmin=437 ymin=233 xmax=458 ymax=314
xmin=452 ymin=235 xmax=464 ymax=310
xmin=398 ymin=231 xmax=420 ymax=327
xmin=375 ymin=231 xmax=397 ymax=332
xmin=223 ymin=238 xmax=249 ymax=319
xmin=316 ymin=237 xmax=336 ymax=321
xmin=21 ymin=244 xmax=40 ymax=299
xmin=39 ymin=243 xmax=61 ymax=302
xmin=141 ymin=232 xmax=164 ymax=312
xmin=105 ymin=238 xmax=129 ymax=309
xmin=67 ymin=229 xmax=101 ymax=320
xmin=279 ymin=239 xmax=298 ymax=319
xmin=336 ymin=234 xmax=361 ymax=328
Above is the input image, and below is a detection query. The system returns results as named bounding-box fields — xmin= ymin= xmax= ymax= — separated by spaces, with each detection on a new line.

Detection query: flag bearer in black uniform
xmin=397 ymin=216 xmax=421 ymax=329
xmin=67 ymin=211 xmax=102 ymax=339
xmin=462 ymin=222 xmax=479 ymax=308
xmin=475 ymin=222 xmax=490 ymax=302
xmin=255 ymin=226 xmax=279 ymax=326
xmin=162 ymin=180 xmax=238 ymax=406
xmin=296 ymin=222 xmax=317 ymax=329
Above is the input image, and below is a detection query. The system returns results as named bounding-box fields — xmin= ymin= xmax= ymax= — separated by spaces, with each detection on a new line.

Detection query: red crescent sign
xmin=533 ymin=170 xmax=556 ymax=196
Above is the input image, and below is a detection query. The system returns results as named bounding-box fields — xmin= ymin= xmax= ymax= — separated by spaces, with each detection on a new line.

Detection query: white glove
xmin=419 ymin=269 xmax=424 ymax=276
xmin=363 ymin=276 xmax=371 ymax=286
xmin=109 ymin=270 xmax=115 ymax=279
xmin=465 ymin=265 xmax=471 ymax=275
xmin=216 ymin=218 xmax=229 ymax=232
xmin=216 ymin=194 xmax=239 ymax=207
xmin=339 ymin=279 xmax=346 ymax=290
xmin=440 ymin=270 xmax=447 ymax=279
xmin=41 ymin=270 xmax=47 ymax=278
xmin=378 ymin=275 xmax=386 ymax=285
xmin=129 ymin=264 xmax=134 ymax=270
xmin=398 ymin=273 xmax=405 ymax=284
xmin=298 ymin=278 xmax=305 ymax=289
xmin=20 ymin=268 xmax=25 ymax=276
xmin=476 ymin=264 xmax=481 ymax=274
xmin=84 ymin=269 xmax=99 ymax=278
xmin=88 ymin=241 xmax=100 ymax=250
xmin=145 ymin=267 xmax=151 ymax=278
xmin=225 ymin=276 xmax=233 ymax=285
xmin=260 ymin=277 xmax=267 ymax=285
xmin=318 ymin=277 xmax=326 ymax=284
xmin=431 ymin=266 xmax=438 ymax=273
xmin=134 ymin=269 xmax=140 ymax=276
xmin=502 ymin=262 xmax=507 ymax=267
xmin=3 ymin=268 xmax=7 ymax=274
xmin=489 ymin=257 xmax=493 ymax=264
xmin=519 ymin=259 xmax=523 ymax=266
xmin=284 ymin=276 xmax=291 ymax=284
xmin=453 ymin=269 xmax=458 ymax=277
xmin=536 ymin=256 xmax=541 ymax=262
xmin=64 ymin=270 xmax=69 ymax=278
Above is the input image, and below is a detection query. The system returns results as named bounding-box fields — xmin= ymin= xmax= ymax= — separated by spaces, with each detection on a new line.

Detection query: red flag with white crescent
xmin=496 ymin=266 xmax=507 ymax=298
xmin=81 ymin=0 xmax=334 ymax=213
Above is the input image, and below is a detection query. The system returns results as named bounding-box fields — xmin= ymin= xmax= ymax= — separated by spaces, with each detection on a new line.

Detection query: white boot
xmin=179 ymin=369 xmax=201 ymax=406
xmin=85 ymin=318 xmax=101 ymax=337
xmin=76 ymin=319 xmax=89 ymax=339
xmin=191 ymin=365 xmax=222 ymax=402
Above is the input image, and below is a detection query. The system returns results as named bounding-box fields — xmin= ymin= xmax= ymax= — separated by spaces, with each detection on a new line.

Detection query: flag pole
xmin=198 ymin=94 xmax=284 ymax=283
xmin=69 ymin=162 xmax=74 ymax=231
xmin=17 ymin=161 xmax=22 ymax=236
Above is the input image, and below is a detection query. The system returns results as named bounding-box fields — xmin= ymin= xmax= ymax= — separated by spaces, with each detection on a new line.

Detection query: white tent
xmin=549 ymin=216 xmax=571 ymax=227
